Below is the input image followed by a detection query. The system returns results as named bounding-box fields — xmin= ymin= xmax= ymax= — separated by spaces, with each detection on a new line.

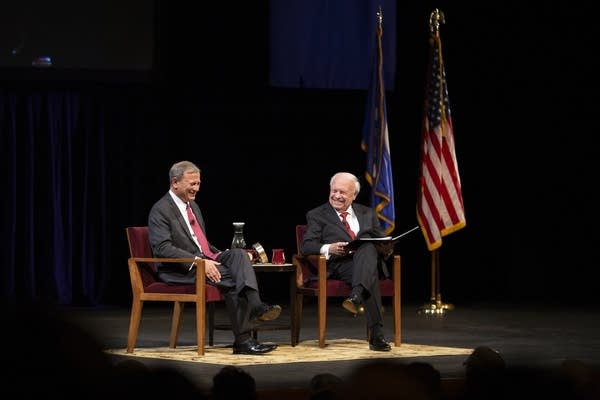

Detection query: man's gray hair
xmin=169 ymin=160 xmax=200 ymax=182
xmin=330 ymin=172 xmax=360 ymax=194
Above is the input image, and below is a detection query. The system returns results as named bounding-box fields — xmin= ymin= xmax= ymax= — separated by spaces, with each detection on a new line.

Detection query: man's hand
xmin=330 ymin=241 xmax=349 ymax=256
xmin=375 ymin=242 xmax=394 ymax=258
xmin=193 ymin=257 xmax=222 ymax=282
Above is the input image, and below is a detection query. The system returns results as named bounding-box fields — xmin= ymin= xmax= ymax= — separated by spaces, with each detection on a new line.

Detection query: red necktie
xmin=186 ymin=203 xmax=218 ymax=259
xmin=340 ymin=211 xmax=356 ymax=240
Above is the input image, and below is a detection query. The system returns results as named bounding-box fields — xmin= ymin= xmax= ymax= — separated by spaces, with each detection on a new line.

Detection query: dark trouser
xmin=158 ymin=248 xmax=260 ymax=343
xmin=328 ymin=243 xmax=384 ymax=330
xmin=215 ymin=248 xmax=260 ymax=342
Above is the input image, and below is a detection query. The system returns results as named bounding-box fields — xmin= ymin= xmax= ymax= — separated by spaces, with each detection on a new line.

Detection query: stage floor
xmin=61 ymin=299 xmax=600 ymax=391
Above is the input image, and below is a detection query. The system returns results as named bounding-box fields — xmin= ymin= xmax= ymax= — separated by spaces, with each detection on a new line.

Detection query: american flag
xmin=416 ymin=31 xmax=466 ymax=251
xmin=362 ymin=9 xmax=395 ymax=235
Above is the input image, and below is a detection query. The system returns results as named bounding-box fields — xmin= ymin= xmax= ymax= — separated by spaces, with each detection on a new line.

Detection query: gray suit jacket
xmin=148 ymin=192 xmax=221 ymax=274
xmin=300 ymin=202 xmax=385 ymax=256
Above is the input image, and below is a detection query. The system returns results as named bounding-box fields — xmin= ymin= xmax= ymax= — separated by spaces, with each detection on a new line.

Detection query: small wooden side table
xmin=251 ymin=263 xmax=296 ymax=345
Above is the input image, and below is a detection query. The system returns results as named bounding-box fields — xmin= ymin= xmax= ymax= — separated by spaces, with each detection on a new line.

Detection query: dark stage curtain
xmin=0 ymin=88 xmax=109 ymax=305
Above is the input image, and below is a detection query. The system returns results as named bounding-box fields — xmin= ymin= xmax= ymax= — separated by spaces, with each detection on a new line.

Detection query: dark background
xmin=1 ymin=1 xmax=598 ymax=307
xmin=0 ymin=0 xmax=154 ymax=71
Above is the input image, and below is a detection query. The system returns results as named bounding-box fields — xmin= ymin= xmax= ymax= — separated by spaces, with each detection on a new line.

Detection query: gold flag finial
xmin=377 ymin=5 xmax=383 ymax=27
xmin=429 ymin=8 xmax=445 ymax=36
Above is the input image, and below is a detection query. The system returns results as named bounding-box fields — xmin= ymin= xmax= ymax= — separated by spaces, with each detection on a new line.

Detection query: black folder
xmin=344 ymin=226 xmax=419 ymax=251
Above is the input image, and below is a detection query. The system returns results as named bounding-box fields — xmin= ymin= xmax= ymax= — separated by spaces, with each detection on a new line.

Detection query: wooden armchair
xmin=125 ymin=226 xmax=224 ymax=355
xmin=292 ymin=225 xmax=401 ymax=348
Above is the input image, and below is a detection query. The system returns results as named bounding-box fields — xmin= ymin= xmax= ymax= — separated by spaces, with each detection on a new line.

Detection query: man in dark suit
xmin=300 ymin=171 xmax=392 ymax=351
xmin=148 ymin=160 xmax=281 ymax=355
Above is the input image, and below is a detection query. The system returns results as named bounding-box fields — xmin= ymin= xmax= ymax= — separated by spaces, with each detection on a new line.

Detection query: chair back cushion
xmin=126 ymin=226 xmax=153 ymax=258
xmin=295 ymin=225 xmax=307 ymax=254
xmin=295 ymin=225 xmax=316 ymax=279
xmin=126 ymin=226 xmax=161 ymax=287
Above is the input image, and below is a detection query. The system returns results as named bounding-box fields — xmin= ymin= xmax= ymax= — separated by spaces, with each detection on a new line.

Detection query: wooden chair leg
xmin=169 ymin=301 xmax=184 ymax=349
xmin=289 ymin=270 xmax=297 ymax=346
xmin=393 ymin=255 xmax=401 ymax=346
xmin=317 ymin=257 xmax=327 ymax=348
xmin=127 ymin=299 xmax=143 ymax=353
xmin=318 ymin=293 xmax=327 ymax=348
xmin=196 ymin=297 xmax=206 ymax=356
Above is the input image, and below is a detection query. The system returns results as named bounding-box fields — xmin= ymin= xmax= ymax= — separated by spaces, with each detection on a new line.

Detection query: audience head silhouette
xmin=212 ymin=365 xmax=257 ymax=400
xmin=462 ymin=345 xmax=507 ymax=400
xmin=336 ymin=360 xmax=435 ymax=400
xmin=309 ymin=372 xmax=343 ymax=400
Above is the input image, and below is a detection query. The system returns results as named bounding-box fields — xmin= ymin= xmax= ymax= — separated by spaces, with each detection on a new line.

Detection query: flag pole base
xmin=417 ymin=299 xmax=454 ymax=316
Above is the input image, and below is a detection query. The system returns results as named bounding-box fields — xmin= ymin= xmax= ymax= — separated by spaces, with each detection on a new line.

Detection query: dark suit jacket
xmin=300 ymin=202 xmax=385 ymax=256
xmin=148 ymin=192 xmax=221 ymax=274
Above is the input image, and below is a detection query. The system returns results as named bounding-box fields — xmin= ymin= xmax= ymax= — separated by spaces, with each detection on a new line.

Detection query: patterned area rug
xmin=105 ymin=339 xmax=473 ymax=366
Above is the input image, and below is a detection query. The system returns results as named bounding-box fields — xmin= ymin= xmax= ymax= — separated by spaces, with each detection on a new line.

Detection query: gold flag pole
xmin=419 ymin=248 xmax=454 ymax=315
xmin=418 ymin=9 xmax=455 ymax=316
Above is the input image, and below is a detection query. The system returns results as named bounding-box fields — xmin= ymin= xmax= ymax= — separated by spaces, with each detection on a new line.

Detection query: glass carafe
xmin=231 ymin=222 xmax=247 ymax=249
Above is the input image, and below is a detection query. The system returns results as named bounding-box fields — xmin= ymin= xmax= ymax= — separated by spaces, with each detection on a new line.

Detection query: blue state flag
xmin=361 ymin=9 xmax=395 ymax=235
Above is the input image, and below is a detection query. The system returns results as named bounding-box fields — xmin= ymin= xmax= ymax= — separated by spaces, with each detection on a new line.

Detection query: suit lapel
xmin=167 ymin=194 xmax=196 ymax=245
xmin=355 ymin=206 xmax=368 ymax=236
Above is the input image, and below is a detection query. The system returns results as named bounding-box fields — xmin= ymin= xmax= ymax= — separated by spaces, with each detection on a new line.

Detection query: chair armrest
xmin=130 ymin=256 xmax=197 ymax=274
xmin=131 ymin=257 xmax=196 ymax=264
xmin=128 ymin=257 xmax=206 ymax=295
xmin=131 ymin=257 xmax=206 ymax=281
xmin=194 ymin=258 xmax=206 ymax=299
xmin=292 ymin=254 xmax=306 ymax=287
xmin=392 ymin=254 xmax=400 ymax=279
xmin=292 ymin=254 xmax=326 ymax=288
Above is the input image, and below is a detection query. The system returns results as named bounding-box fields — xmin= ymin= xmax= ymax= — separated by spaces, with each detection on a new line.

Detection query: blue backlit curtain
xmin=269 ymin=0 xmax=397 ymax=90
xmin=0 ymin=89 xmax=109 ymax=305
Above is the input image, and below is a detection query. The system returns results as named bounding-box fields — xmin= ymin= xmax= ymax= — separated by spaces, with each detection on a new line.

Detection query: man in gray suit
xmin=148 ymin=160 xmax=281 ymax=355
xmin=300 ymin=172 xmax=392 ymax=351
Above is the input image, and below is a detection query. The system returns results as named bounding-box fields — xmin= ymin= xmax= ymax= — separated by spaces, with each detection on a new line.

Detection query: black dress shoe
xmin=369 ymin=335 xmax=391 ymax=352
xmin=250 ymin=303 xmax=282 ymax=321
xmin=342 ymin=294 xmax=365 ymax=315
xmin=233 ymin=338 xmax=278 ymax=355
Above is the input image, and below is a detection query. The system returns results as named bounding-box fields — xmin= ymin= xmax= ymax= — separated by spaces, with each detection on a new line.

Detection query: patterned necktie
xmin=186 ymin=203 xmax=218 ymax=259
xmin=339 ymin=211 xmax=356 ymax=240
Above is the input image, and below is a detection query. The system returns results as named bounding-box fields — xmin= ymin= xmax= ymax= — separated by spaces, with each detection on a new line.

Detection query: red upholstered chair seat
xmin=304 ymin=278 xmax=351 ymax=295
